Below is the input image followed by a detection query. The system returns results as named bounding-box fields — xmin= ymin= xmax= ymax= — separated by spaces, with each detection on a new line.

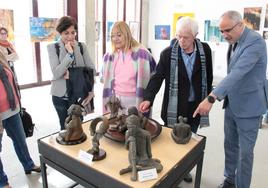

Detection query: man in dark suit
xmin=139 ymin=16 xmax=213 ymax=183
xmin=194 ymin=10 xmax=267 ymax=188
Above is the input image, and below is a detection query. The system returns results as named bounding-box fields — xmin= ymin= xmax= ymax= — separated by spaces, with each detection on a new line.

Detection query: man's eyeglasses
xmin=220 ymin=23 xmax=240 ymax=33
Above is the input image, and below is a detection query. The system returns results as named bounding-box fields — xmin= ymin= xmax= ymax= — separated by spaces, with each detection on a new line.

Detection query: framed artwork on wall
xmin=204 ymin=20 xmax=224 ymax=42
xmin=154 ymin=25 xmax=170 ymax=40
xmin=172 ymin=13 xmax=194 ymax=37
xmin=95 ymin=21 xmax=100 ymax=41
xmin=129 ymin=21 xmax=140 ymax=42
xmin=0 ymin=9 xmax=14 ymax=41
xmin=243 ymin=7 xmax=262 ymax=31
xmin=30 ymin=17 xmax=59 ymax=42
xmin=263 ymin=30 xmax=268 ymax=40
xmin=107 ymin=21 xmax=114 ymax=42
xmin=264 ymin=4 xmax=268 ymax=28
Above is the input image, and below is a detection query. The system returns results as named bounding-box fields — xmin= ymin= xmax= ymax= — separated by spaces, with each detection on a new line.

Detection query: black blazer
xmin=143 ymin=41 xmax=213 ymax=124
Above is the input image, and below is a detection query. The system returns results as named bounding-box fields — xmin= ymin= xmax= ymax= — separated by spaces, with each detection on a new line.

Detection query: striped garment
xmin=101 ymin=45 xmax=156 ymax=113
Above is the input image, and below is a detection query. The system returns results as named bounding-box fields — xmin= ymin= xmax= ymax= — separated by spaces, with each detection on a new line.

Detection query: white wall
xmin=147 ymin=0 xmax=268 ymax=80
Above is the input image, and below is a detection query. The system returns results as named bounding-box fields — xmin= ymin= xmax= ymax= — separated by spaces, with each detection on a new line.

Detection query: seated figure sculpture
xmin=56 ymin=104 xmax=87 ymax=145
xmin=120 ymin=113 xmax=163 ymax=181
xmin=171 ymin=116 xmax=192 ymax=144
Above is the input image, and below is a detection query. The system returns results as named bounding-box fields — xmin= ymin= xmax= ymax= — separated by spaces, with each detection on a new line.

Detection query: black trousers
xmin=185 ymin=101 xmax=200 ymax=134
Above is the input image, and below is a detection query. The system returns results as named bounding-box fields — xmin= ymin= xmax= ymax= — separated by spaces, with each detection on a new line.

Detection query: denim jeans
xmin=0 ymin=132 xmax=2 ymax=152
xmin=52 ymin=96 xmax=70 ymax=130
xmin=0 ymin=132 xmax=7 ymax=186
xmin=0 ymin=113 xmax=35 ymax=186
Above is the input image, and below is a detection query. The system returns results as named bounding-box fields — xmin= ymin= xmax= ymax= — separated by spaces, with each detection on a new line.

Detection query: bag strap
xmin=55 ymin=42 xmax=60 ymax=57
xmin=54 ymin=42 xmax=83 ymax=57
xmin=78 ymin=42 xmax=83 ymax=55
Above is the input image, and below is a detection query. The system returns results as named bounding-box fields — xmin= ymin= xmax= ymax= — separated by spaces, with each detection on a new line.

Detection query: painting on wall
xmin=129 ymin=21 xmax=140 ymax=42
xmin=172 ymin=13 xmax=195 ymax=37
xmin=243 ymin=7 xmax=262 ymax=30
xmin=204 ymin=20 xmax=224 ymax=43
xmin=0 ymin=9 xmax=14 ymax=41
xmin=263 ymin=30 xmax=268 ymax=40
xmin=30 ymin=17 xmax=59 ymax=42
xmin=264 ymin=4 xmax=268 ymax=28
xmin=107 ymin=21 xmax=114 ymax=42
xmin=154 ymin=25 xmax=170 ymax=40
xmin=95 ymin=21 xmax=101 ymax=41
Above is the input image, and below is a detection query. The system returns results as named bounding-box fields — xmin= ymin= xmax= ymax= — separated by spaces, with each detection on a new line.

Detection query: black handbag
xmin=66 ymin=67 xmax=94 ymax=110
xmin=20 ymin=107 xmax=35 ymax=137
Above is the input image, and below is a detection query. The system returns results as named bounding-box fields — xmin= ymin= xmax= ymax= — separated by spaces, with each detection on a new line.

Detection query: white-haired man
xmin=139 ymin=16 xmax=213 ymax=182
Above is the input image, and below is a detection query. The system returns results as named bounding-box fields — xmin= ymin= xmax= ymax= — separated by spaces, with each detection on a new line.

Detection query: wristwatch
xmin=206 ymin=95 xmax=215 ymax=104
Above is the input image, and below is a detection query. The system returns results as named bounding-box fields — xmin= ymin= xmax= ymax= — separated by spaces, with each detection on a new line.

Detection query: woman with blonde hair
xmin=101 ymin=21 xmax=156 ymax=116
xmin=0 ymin=52 xmax=40 ymax=188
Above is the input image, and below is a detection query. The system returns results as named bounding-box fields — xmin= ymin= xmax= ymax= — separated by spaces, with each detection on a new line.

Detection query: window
xmin=38 ymin=0 xmax=65 ymax=82
xmin=95 ymin=0 xmax=141 ymax=73
xmin=0 ymin=0 xmax=65 ymax=87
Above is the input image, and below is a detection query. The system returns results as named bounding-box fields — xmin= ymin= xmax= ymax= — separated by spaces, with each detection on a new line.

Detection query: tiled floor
xmin=2 ymin=79 xmax=268 ymax=188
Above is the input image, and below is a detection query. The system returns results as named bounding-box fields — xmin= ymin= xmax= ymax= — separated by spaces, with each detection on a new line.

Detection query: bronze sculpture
xmin=120 ymin=113 xmax=163 ymax=181
xmin=104 ymin=94 xmax=125 ymax=131
xmin=171 ymin=116 xmax=192 ymax=144
xmin=102 ymin=99 xmax=162 ymax=142
xmin=56 ymin=104 xmax=87 ymax=145
xmin=115 ymin=106 xmax=148 ymax=133
xmin=87 ymin=117 xmax=109 ymax=161
xmin=105 ymin=94 xmax=123 ymax=118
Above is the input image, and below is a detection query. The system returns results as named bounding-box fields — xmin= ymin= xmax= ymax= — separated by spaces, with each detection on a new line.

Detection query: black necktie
xmin=227 ymin=45 xmax=232 ymax=65
xmin=233 ymin=42 xmax=238 ymax=52
xmin=227 ymin=45 xmax=232 ymax=64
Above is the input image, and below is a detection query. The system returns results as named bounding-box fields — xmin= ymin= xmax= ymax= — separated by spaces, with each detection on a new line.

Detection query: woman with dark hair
xmin=0 ymin=51 xmax=40 ymax=188
xmin=47 ymin=16 xmax=95 ymax=130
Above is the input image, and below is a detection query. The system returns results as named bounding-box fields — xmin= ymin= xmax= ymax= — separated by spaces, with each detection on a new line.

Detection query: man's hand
xmin=193 ymin=98 xmax=213 ymax=117
xmin=139 ymin=101 xmax=151 ymax=113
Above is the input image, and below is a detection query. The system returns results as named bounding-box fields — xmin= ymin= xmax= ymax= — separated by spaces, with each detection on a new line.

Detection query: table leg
xmin=40 ymin=156 xmax=48 ymax=188
xmin=194 ymin=151 xmax=204 ymax=188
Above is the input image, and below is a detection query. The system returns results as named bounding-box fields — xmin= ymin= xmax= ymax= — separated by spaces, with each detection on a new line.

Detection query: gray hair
xmin=220 ymin=10 xmax=242 ymax=23
xmin=176 ymin=16 xmax=198 ymax=36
